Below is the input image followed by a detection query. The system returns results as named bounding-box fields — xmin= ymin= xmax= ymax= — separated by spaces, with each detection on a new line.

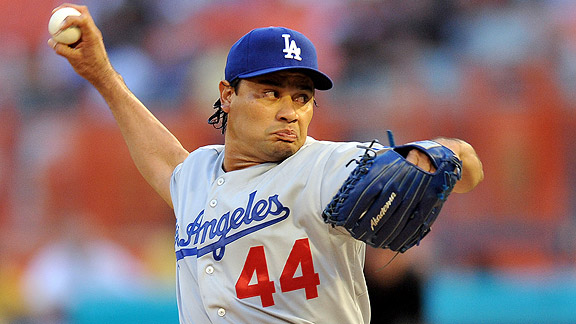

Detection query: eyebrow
xmin=254 ymin=76 xmax=314 ymax=93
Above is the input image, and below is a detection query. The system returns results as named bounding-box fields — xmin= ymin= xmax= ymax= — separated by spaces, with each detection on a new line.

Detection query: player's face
xmin=220 ymin=71 xmax=315 ymax=168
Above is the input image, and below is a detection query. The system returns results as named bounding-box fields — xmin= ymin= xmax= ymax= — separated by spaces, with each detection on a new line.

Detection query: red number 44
xmin=235 ymin=238 xmax=320 ymax=307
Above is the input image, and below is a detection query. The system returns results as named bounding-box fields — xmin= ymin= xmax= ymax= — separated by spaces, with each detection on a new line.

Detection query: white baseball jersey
xmin=171 ymin=136 xmax=384 ymax=324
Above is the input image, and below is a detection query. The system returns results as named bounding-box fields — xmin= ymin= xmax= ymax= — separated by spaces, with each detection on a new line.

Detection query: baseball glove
xmin=322 ymin=135 xmax=462 ymax=253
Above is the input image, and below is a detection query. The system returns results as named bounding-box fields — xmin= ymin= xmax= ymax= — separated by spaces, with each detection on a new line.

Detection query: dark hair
xmin=207 ymin=79 xmax=241 ymax=134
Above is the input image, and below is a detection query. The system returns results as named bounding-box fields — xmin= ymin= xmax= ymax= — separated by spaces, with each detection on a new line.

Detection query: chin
xmin=269 ymin=141 xmax=301 ymax=161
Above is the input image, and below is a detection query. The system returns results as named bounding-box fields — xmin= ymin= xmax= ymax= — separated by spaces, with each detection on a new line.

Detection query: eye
xmin=263 ymin=90 xmax=278 ymax=99
xmin=294 ymin=94 xmax=310 ymax=104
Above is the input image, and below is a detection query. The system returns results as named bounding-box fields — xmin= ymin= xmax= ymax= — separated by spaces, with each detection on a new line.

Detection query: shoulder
xmin=300 ymin=137 xmax=365 ymax=154
xmin=190 ymin=144 xmax=225 ymax=157
xmin=282 ymin=137 xmax=384 ymax=187
xmin=298 ymin=136 xmax=382 ymax=161
xmin=181 ymin=144 xmax=224 ymax=165
xmin=173 ymin=144 xmax=224 ymax=177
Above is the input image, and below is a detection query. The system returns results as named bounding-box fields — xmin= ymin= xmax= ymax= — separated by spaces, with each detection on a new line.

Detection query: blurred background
xmin=1 ymin=0 xmax=575 ymax=323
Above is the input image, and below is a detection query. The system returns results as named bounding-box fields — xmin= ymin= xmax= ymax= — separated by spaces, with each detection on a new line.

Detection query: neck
xmin=222 ymin=145 xmax=272 ymax=172
xmin=222 ymin=158 xmax=263 ymax=172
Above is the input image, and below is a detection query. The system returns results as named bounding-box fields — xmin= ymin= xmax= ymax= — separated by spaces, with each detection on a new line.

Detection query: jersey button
xmin=205 ymin=266 xmax=214 ymax=275
xmin=217 ymin=178 xmax=225 ymax=186
xmin=217 ymin=308 xmax=226 ymax=317
xmin=209 ymin=199 xmax=217 ymax=207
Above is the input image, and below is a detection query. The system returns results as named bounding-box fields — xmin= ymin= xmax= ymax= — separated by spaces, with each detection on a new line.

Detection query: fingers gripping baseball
xmin=48 ymin=4 xmax=115 ymax=86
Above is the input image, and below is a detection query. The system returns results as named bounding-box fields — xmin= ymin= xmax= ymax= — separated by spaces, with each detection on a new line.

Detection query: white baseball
xmin=48 ymin=7 xmax=82 ymax=45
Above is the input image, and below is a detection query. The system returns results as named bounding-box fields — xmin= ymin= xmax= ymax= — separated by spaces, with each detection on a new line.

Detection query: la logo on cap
xmin=282 ymin=34 xmax=302 ymax=61
xmin=224 ymin=27 xmax=333 ymax=90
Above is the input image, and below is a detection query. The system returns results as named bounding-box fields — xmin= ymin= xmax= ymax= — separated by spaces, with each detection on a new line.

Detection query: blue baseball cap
xmin=224 ymin=27 xmax=333 ymax=90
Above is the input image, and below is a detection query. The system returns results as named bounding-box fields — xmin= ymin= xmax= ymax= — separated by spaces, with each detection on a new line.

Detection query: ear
xmin=219 ymin=80 xmax=235 ymax=113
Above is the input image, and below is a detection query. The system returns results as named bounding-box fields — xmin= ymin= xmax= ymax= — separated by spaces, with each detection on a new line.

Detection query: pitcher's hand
xmin=48 ymin=3 xmax=116 ymax=88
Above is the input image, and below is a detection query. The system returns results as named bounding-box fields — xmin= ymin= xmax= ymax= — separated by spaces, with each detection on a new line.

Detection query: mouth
xmin=273 ymin=129 xmax=298 ymax=142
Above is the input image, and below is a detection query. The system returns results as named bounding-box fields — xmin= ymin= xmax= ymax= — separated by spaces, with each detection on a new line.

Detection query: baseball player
xmin=49 ymin=4 xmax=483 ymax=324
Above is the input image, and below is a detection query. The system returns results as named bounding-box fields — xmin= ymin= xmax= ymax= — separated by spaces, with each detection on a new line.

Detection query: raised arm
xmin=48 ymin=4 xmax=189 ymax=208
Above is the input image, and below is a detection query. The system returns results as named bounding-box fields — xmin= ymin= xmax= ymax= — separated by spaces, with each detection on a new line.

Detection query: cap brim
xmin=236 ymin=66 xmax=333 ymax=90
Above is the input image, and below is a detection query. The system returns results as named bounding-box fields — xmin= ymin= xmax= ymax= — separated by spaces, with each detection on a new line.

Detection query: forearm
xmin=95 ymin=71 xmax=189 ymax=207
xmin=48 ymin=4 xmax=188 ymax=208
xmin=433 ymin=137 xmax=484 ymax=193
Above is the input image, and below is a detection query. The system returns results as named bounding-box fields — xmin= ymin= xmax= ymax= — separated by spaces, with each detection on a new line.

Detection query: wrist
xmin=433 ymin=137 xmax=466 ymax=159
xmin=91 ymin=68 xmax=124 ymax=94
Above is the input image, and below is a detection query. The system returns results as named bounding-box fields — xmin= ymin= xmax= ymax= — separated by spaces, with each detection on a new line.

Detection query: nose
xmin=276 ymin=96 xmax=298 ymax=123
